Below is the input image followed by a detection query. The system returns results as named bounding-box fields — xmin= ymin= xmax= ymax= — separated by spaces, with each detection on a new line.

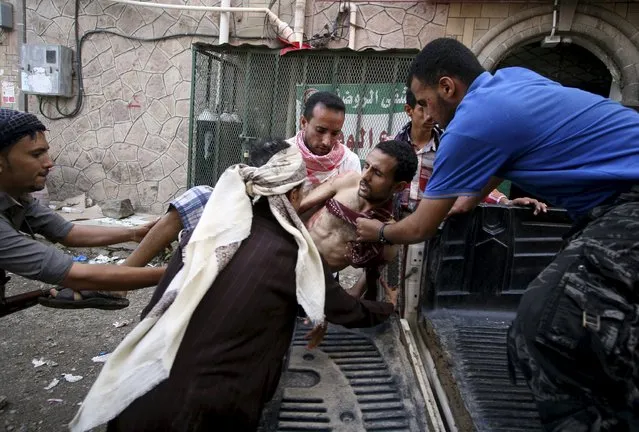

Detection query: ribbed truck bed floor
xmin=422 ymin=309 xmax=542 ymax=432
xmin=260 ymin=317 xmax=429 ymax=432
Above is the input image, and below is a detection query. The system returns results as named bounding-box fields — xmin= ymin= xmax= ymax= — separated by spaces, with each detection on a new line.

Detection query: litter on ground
xmin=44 ymin=379 xmax=59 ymax=390
xmin=62 ymin=374 xmax=83 ymax=383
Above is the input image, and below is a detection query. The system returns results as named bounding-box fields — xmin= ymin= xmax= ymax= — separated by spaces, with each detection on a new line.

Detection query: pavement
xmin=0 ymin=249 xmax=158 ymax=432
xmin=0 ymin=196 xmax=163 ymax=431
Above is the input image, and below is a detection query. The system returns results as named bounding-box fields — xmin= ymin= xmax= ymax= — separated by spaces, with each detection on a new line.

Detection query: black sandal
xmin=38 ymin=288 xmax=129 ymax=310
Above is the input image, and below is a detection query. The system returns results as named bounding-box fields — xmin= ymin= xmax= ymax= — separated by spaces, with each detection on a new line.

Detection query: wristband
xmin=378 ymin=223 xmax=392 ymax=245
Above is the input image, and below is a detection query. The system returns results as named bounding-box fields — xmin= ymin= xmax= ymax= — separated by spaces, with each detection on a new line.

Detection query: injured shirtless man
xmin=300 ymin=139 xmax=418 ymax=297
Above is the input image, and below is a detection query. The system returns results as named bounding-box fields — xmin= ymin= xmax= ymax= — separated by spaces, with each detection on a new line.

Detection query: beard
xmin=30 ymin=183 xmax=46 ymax=192
xmin=358 ymin=180 xmax=392 ymax=204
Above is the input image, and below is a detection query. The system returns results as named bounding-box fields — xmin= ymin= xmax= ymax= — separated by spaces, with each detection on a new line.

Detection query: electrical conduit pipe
xmin=101 ymin=0 xmax=295 ymax=43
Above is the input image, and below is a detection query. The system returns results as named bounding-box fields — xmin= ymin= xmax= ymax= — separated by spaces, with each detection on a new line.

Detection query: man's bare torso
xmin=306 ymin=184 xmax=362 ymax=272
xmin=303 ymin=171 xmax=398 ymax=272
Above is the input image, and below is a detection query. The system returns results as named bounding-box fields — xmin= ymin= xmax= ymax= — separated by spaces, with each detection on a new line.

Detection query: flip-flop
xmin=38 ymin=288 xmax=130 ymax=310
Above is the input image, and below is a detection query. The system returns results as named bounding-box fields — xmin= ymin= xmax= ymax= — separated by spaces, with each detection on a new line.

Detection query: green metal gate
xmin=187 ymin=43 xmax=419 ymax=187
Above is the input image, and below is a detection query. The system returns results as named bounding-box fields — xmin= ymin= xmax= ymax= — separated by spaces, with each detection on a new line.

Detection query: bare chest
xmin=313 ymin=191 xmax=361 ymax=236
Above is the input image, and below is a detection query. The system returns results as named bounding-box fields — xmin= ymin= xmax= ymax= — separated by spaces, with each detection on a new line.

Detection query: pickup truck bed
xmin=422 ymin=309 xmax=539 ymax=431
xmin=419 ymin=205 xmax=573 ymax=431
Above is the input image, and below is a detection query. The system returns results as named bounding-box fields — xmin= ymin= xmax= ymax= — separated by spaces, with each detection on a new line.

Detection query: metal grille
xmin=428 ymin=311 xmax=542 ymax=432
xmin=457 ymin=324 xmax=541 ymax=432
xmin=277 ymin=396 xmax=331 ymax=432
xmin=282 ymin=324 xmax=412 ymax=431
xmin=188 ymin=49 xmax=246 ymax=187
xmin=188 ymin=44 xmax=418 ymax=187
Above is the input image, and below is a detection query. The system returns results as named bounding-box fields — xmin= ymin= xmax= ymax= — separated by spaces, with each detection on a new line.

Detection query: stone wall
xmin=0 ymin=1 xmax=20 ymax=110
xmin=0 ymin=1 xmax=638 ymax=212
xmin=310 ymin=2 xmax=449 ymax=50
xmin=1 ymin=0 xmax=278 ymax=213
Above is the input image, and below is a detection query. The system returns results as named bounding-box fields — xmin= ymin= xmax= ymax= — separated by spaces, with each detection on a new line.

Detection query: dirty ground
xmin=0 ymin=245 xmax=166 ymax=432
xmin=0 ymin=244 xmax=362 ymax=431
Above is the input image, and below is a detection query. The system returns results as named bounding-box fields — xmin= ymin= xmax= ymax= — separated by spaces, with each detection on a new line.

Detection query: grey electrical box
xmin=21 ymin=44 xmax=73 ymax=97
xmin=0 ymin=2 xmax=12 ymax=30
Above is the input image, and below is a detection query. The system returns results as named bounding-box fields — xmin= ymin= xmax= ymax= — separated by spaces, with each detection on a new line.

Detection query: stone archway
xmin=496 ymin=40 xmax=613 ymax=97
xmin=472 ymin=4 xmax=639 ymax=105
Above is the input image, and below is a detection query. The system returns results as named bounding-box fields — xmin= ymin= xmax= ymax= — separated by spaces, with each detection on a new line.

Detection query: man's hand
xmin=132 ymin=218 xmax=159 ymax=243
xmin=380 ymin=278 xmax=398 ymax=309
xmin=356 ymin=217 xmax=383 ymax=242
xmin=510 ymin=197 xmax=548 ymax=215
xmin=305 ymin=321 xmax=328 ymax=349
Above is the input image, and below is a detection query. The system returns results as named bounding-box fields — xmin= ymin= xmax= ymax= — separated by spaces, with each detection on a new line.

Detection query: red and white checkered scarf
xmin=295 ymin=130 xmax=348 ymax=186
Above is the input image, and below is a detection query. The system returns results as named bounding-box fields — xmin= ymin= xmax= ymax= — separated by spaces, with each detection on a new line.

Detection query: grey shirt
xmin=0 ymin=192 xmax=74 ymax=284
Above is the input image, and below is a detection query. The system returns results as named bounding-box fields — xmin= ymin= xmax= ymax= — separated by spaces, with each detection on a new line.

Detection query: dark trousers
xmin=507 ymin=189 xmax=639 ymax=432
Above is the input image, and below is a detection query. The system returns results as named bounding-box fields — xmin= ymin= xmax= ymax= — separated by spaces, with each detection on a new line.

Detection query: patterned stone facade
xmin=0 ymin=0 xmax=638 ymax=212
xmin=0 ymin=1 xmax=20 ymax=110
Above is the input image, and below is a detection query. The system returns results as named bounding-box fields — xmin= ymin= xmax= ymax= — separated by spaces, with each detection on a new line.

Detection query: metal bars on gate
xmin=188 ymin=44 xmax=418 ymax=187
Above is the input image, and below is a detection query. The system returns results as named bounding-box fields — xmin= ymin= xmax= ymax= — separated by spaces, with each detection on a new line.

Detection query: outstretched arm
xmin=60 ymin=220 xmax=158 ymax=247
xmin=60 ymin=263 xmax=165 ymax=291
xmin=123 ymin=209 xmax=183 ymax=267
xmin=448 ymin=177 xmax=503 ymax=215
xmin=357 ymin=197 xmax=456 ymax=245
xmin=299 ymin=172 xmax=360 ymax=214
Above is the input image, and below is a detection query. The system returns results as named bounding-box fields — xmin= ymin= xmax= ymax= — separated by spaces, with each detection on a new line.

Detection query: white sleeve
xmin=339 ymin=150 xmax=362 ymax=174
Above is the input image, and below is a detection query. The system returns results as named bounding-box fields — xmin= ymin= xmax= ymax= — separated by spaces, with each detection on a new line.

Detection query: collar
xmin=416 ymin=137 xmax=437 ymax=154
xmin=397 ymin=121 xmax=412 ymax=144
xmin=467 ymin=71 xmax=492 ymax=94
xmin=0 ymin=192 xmax=26 ymax=212
xmin=399 ymin=121 xmax=437 ymax=154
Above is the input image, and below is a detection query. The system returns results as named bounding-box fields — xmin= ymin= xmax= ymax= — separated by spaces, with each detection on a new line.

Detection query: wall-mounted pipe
xmin=18 ymin=0 xmax=28 ymax=110
xmin=340 ymin=3 xmax=358 ymax=50
xmin=550 ymin=0 xmax=559 ymax=38
xmin=219 ymin=0 xmax=231 ymax=45
xmin=293 ymin=0 xmax=306 ymax=46
xmin=348 ymin=3 xmax=357 ymax=50
xmin=102 ymin=0 xmax=295 ymax=43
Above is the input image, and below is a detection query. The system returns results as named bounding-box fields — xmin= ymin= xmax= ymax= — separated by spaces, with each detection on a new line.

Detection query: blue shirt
xmin=424 ymin=67 xmax=639 ymax=219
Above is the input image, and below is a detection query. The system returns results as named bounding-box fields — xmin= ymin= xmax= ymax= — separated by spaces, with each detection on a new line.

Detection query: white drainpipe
xmin=348 ymin=3 xmax=357 ymax=50
xmin=219 ymin=0 xmax=231 ymax=45
xmin=103 ymin=0 xmax=296 ymax=43
xmin=293 ymin=0 xmax=306 ymax=47
xmin=340 ymin=3 xmax=358 ymax=50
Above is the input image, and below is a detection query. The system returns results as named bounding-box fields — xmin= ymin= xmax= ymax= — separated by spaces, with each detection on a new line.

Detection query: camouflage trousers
xmin=507 ymin=189 xmax=639 ymax=432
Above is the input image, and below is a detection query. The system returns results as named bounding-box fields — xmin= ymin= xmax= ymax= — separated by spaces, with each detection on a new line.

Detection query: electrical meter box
xmin=21 ymin=44 xmax=73 ymax=97
xmin=0 ymin=2 xmax=13 ymax=29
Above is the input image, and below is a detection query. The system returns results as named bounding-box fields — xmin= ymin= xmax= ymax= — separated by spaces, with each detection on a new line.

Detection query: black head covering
xmin=0 ymin=109 xmax=47 ymax=150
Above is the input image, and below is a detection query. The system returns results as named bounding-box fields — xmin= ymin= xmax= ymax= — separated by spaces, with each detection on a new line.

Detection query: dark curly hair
xmin=374 ymin=140 xmax=418 ymax=183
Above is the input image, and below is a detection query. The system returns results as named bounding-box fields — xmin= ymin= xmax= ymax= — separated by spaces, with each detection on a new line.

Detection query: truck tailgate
xmin=260 ymin=317 xmax=430 ymax=432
